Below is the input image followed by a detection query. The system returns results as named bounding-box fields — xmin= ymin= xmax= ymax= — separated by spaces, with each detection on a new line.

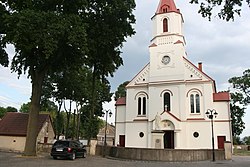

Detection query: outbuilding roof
xmin=213 ymin=92 xmax=230 ymax=102
xmin=0 ymin=112 xmax=51 ymax=136
xmin=115 ymin=97 xmax=126 ymax=106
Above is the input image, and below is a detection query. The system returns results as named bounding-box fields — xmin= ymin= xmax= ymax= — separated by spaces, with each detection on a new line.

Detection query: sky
xmin=0 ymin=0 xmax=250 ymax=137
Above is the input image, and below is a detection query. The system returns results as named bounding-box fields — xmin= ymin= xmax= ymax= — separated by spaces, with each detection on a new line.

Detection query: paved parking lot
xmin=0 ymin=151 xmax=250 ymax=167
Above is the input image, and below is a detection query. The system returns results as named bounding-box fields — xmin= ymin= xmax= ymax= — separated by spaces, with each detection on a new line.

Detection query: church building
xmin=115 ymin=0 xmax=232 ymax=149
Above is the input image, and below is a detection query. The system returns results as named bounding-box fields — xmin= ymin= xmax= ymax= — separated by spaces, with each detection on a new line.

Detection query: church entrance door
xmin=164 ymin=131 xmax=174 ymax=149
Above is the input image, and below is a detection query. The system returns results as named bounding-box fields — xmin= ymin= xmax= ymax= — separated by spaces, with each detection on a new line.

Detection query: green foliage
xmin=0 ymin=3 xmax=8 ymax=67
xmin=4 ymin=10 xmax=87 ymax=77
xmin=114 ymin=81 xmax=129 ymax=101
xmin=20 ymin=102 xmax=31 ymax=113
xmin=40 ymin=100 xmax=57 ymax=113
xmin=243 ymin=136 xmax=250 ymax=145
xmin=0 ymin=106 xmax=17 ymax=118
xmin=229 ymin=69 xmax=250 ymax=138
xmin=85 ymin=0 xmax=136 ymax=77
xmin=0 ymin=0 xmax=88 ymax=156
xmin=6 ymin=106 xmax=17 ymax=112
xmin=229 ymin=69 xmax=250 ymax=105
xmin=190 ymin=0 xmax=250 ymax=21
xmin=0 ymin=0 xmax=135 ymax=155
xmin=233 ymin=149 xmax=250 ymax=156
xmin=230 ymin=93 xmax=246 ymax=137
xmin=0 ymin=107 xmax=7 ymax=118
xmin=233 ymin=136 xmax=243 ymax=145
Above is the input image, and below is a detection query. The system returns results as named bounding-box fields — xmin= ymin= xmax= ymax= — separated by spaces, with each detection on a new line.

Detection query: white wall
xmin=151 ymin=12 xmax=183 ymax=39
xmin=0 ymin=136 xmax=26 ymax=152
xmin=37 ymin=118 xmax=55 ymax=144
xmin=125 ymin=122 xmax=148 ymax=148
xmin=115 ymin=105 xmax=126 ymax=146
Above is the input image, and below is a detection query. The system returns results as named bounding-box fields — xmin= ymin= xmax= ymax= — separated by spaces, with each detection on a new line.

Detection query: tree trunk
xmin=72 ymin=109 xmax=76 ymax=139
xmin=90 ymin=66 xmax=97 ymax=117
xmin=56 ymin=101 xmax=63 ymax=140
xmin=23 ymin=69 xmax=46 ymax=156
xmin=64 ymin=100 xmax=72 ymax=139
xmin=76 ymin=104 xmax=80 ymax=140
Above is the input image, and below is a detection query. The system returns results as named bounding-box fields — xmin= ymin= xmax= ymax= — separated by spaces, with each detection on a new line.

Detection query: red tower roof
xmin=156 ymin=0 xmax=180 ymax=14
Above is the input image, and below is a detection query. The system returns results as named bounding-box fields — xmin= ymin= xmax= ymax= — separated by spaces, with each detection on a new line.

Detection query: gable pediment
xmin=127 ymin=63 xmax=150 ymax=87
xmin=183 ymin=57 xmax=213 ymax=82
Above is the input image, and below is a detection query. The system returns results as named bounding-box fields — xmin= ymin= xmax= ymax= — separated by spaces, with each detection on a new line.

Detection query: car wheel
xmin=53 ymin=156 xmax=57 ymax=160
xmin=70 ymin=152 xmax=76 ymax=160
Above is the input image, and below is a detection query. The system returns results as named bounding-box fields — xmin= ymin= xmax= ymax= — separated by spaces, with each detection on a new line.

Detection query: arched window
xmin=143 ymin=97 xmax=146 ymax=115
xmin=195 ymin=94 xmax=200 ymax=113
xmin=161 ymin=5 xmax=169 ymax=13
xmin=190 ymin=94 xmax=194 ymax=113
xmin=190 ymin=93 xmax=200 ymax=114
xmin=163 ymin=18 xmax=168 ymax=32
xmin=163 ymin=92 xmax=171 ymax=111
xmin=138 ymin=97 xmax=141 ymax=115
xmin=138 ymin=96 xmax=147 ymax=116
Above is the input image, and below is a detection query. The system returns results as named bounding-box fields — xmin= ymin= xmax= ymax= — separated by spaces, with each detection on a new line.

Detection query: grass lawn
xmin=233 ymin=149 xmax=250 ymax=156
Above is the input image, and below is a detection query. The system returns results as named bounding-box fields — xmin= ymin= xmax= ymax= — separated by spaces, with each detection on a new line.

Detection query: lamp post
xmin=205 ymin=109 xmax=218 ymax=162
xmin=102 ymin=109 xmax=112 ymax=157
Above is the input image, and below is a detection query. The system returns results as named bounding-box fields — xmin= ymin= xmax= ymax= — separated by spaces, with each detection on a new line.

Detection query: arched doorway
xmin=162 ymin=120 xmax=175 ymax=149
xmin=163 ymin=130 xmax=174 ymax=149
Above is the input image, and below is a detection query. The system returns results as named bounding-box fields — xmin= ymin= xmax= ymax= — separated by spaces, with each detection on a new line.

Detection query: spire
xmin=156 ymin=0 xmax=180 ymax=14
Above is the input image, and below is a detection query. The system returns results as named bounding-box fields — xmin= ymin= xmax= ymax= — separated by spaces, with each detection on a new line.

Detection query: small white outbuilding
xmin=0 ymin=112 xmax=55 ymax=152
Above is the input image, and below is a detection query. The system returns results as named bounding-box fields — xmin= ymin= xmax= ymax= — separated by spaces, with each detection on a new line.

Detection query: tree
xmin=85 ymin=0 xmax=135 ymax=117
xmin=242 ymin=136 xmax=250 ymax=145
xmin=0 ymin=107 xmax=6 ymax=118
xmin=114 ymin=81 xmax=130 ymax=101
xmin=233 ymin=136 xmax=243 ymax=145
xmin=20 ymin=102 xmax=31 ymax=113
xmin=229 ymin=69 xmax=250 ymax=105
xmin=80 ymin=105 xmax=104 ymax=141
xmin=0 ymin=106 xmax=17 ymax=118
xmin=229 ymin=69 xmax=250 ymax=140
xmin=44 ymin=66 xmax=113 ymax=140
xmin=0 ymin=0 xmax=135 ymax=156
xmin=0 ymin=3 xmax=8 ymax=67
xmin=6 ymin=106 xmax=17 ymax=112
xmin=0 ymin=1 xmax=87 ymax=156
xmin=230 ymin=93 xmax=245 ymax=137
xmin=190 ymin=0 xmax=250 ymax=21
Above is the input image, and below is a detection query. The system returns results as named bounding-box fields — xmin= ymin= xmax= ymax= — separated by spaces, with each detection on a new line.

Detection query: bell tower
xmin=151 ymin=0 xmax=184 ymax=42
xmin=149 ymin=0 xmax=186 ymax=82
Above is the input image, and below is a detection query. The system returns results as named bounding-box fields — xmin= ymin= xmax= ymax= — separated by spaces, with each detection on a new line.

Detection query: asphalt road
xmin=0 ymin=151 xmax=250 ymax=167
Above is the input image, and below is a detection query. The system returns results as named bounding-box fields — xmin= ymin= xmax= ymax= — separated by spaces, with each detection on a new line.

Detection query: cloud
xmin=0 ymin=63 xmax=31 ymax=109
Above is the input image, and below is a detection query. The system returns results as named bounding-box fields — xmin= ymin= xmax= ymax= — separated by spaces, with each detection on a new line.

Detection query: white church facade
xmin=115 ymin=0 xmax=232 ymax=149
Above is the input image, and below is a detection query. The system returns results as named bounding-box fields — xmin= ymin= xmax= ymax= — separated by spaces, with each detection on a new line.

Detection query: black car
xmin=51 ymin=140 xmax=87 ymax=160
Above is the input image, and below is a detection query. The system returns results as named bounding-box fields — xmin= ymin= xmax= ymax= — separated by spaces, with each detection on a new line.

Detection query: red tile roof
xmin=0 ymin=112 xmax=50 ymax=136
xmin=174 ymin=40 xmax=183 ymax=44
xmin=115 ymin=97 xmax=126 ymax=106
xmin=213 ymin=92 xmax=230 ymax=102
xmin=149 ymin=43 xmax=157 ymax=47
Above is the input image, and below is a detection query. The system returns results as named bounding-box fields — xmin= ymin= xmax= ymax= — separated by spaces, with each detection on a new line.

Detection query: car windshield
xmin=53 ymin=141 xmax=69 ymax=147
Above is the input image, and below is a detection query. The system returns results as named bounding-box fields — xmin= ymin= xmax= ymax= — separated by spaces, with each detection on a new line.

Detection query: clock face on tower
xmin=161 ymin=55 xmax=170 ymax=65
